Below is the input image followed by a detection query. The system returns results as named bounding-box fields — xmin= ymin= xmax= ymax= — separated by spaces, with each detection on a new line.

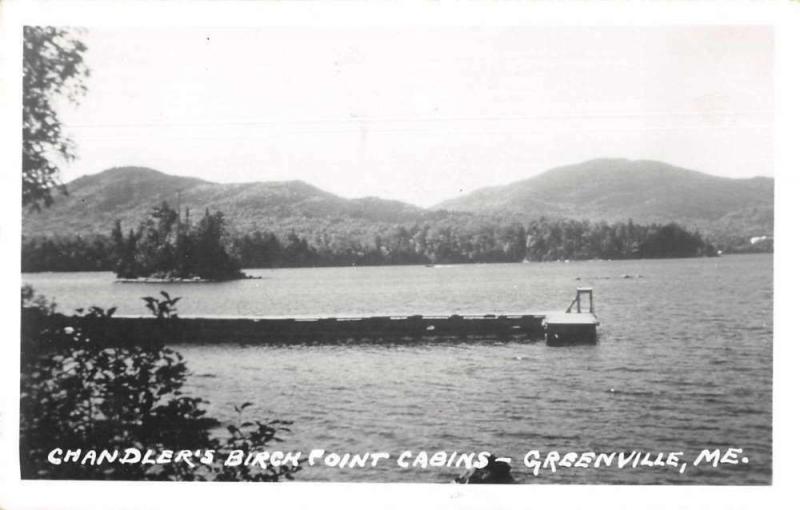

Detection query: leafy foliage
xmin=21 ymin=284 xmax=56 ymax=314
xmin=211 ymin=406 xmax=299 ymax=482
xmin=142 ymin=291 xmax=181 ymax=319
xmin=23 ymin=27 xmax=89 ymax=209
xmin=20 ymin=288 xmax=301 ymax=481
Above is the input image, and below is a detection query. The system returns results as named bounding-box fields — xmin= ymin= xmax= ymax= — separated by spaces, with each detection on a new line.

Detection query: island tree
xmin=110 ymin=203 xmax=244 ymax=281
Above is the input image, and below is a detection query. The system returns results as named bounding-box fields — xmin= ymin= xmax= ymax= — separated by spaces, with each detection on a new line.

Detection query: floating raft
xmin=543 ymin=312 xmax=599 ymax=346
xmin=544 ymin=288 xmax=599 ymax=346
xmin=25 ymin=288 xmax=599 ymax=347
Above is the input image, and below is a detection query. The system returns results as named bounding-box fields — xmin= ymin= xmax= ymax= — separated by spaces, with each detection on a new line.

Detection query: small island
xmin=110 ymin=202 xmax=250 ymax=282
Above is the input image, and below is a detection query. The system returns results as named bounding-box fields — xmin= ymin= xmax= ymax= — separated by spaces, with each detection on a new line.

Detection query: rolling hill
xmin=22 ymin=159 xmax=773 ymax=250
xmin=22 ymin=166 xmax=426 ymax=238
xmin=435 ymin=158 xmax=772 ymax=223
xmin=434 ymin=158 xmax=773 ymax=247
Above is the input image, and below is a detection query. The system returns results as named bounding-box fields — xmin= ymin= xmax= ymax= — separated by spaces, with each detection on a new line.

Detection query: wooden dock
xmin=24 ymin=289 xmax=599 ymax=347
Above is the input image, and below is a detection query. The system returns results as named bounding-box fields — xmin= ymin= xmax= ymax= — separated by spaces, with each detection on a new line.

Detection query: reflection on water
xmin=24 ymin=254 xmax=772 ymax=483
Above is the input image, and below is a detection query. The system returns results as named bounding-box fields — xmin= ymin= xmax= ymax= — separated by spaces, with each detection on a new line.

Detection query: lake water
xmin=22 ymin=254 xmax=773 ymax=484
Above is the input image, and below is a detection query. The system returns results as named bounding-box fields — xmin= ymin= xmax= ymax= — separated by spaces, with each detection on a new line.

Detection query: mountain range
xmin=22 ymin=159 xmax=773 ymax=249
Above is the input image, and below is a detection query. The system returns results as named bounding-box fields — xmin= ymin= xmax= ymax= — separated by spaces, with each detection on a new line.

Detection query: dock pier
xmin=24 ymin=288 xmax=599 ymax=347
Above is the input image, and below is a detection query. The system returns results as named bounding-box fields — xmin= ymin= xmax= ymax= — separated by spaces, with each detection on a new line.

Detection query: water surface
xmin=23 ymin=254 xmax=772 ymax=483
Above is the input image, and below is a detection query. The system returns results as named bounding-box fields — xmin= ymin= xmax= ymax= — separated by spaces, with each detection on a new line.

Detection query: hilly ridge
xmin=435 ymin=158 xmax=772 ymax=225
xmin=22 ymin=159 xmax=773 ymax=250
xmin=23 ymin=166 xmax=426 ymax=237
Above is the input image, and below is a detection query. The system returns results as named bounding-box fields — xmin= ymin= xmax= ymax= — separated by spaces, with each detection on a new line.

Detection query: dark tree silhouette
xmin=106 ymin=203 xmax=244 ymax=281
xmin=22 ymin=27 xmax=89 ymax=209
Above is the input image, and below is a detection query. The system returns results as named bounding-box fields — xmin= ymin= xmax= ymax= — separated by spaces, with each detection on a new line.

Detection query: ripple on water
xmin=24 ymin=255 xmax=773 ymax=484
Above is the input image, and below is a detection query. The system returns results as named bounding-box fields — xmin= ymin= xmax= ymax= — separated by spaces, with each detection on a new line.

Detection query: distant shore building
xmin=749 ymin=235 xmax=772 ymax=245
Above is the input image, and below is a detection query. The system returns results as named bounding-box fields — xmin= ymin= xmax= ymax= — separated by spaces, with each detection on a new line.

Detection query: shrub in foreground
xmin=20 ymin=286 xmax=300 ymax=480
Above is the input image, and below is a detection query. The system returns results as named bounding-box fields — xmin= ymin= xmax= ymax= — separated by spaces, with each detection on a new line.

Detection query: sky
xmin=56 ymin=26 xmax=773 ymax=207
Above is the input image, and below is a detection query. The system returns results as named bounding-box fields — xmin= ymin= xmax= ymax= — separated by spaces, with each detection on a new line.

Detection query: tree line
xmin=22 ymin=208 xmax=718 ymax=273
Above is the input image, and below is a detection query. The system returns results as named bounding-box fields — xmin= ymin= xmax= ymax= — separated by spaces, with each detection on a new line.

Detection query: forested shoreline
xmin=22 ymin=213 xmax=722 ymax=273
